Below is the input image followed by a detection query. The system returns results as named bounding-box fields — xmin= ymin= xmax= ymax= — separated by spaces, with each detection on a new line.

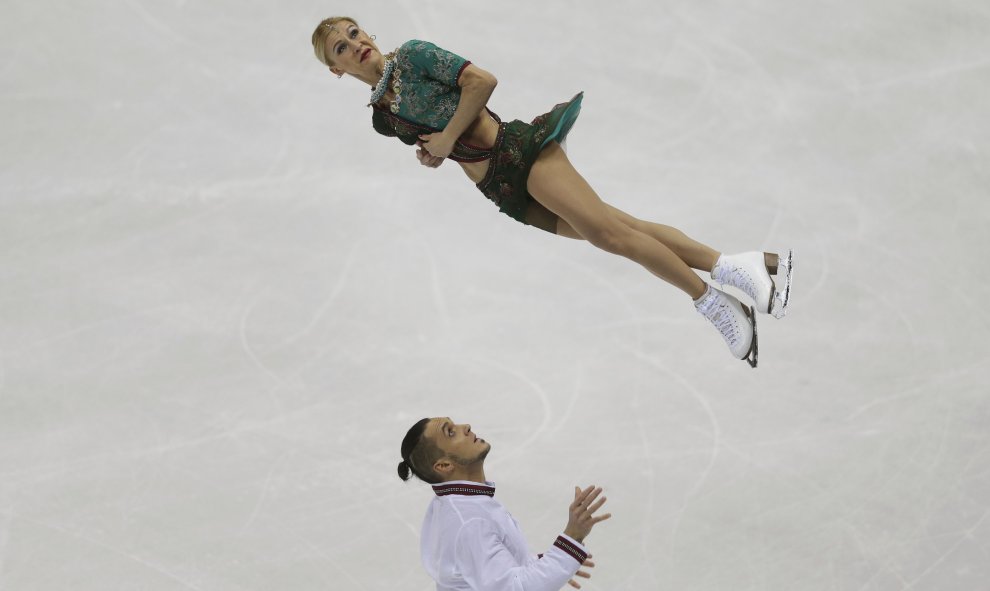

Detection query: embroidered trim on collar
xmin=432 ymin=482 xmax=495 ymax=497
xmin=368 ymin=51 xmax=397 ymax=107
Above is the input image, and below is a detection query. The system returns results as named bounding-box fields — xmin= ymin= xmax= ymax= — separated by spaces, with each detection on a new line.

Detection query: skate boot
xmin=694 ymin=284 xmax=758 ymax=368
xmin=711 ymin=249 xmax=793 ymax=319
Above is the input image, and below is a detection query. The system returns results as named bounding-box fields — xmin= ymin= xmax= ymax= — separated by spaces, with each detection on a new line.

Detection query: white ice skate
xmin=694 ymin=284 xmax=758 ymax=368
xmin=711 ymin=250 xmax=794 ymax=319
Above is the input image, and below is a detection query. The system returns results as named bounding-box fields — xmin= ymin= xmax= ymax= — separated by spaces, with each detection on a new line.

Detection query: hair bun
xmin=397 ymin=460 xmax=411 ymax=481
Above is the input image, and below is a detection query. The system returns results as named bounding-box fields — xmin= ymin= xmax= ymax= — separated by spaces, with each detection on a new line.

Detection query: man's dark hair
xmin=398 ymin=418 xmax=444 ymax=484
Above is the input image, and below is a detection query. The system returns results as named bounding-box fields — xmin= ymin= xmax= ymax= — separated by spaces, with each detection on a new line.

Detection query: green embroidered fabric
xmin=477 ymin=93 xmax=583 ymax=228
xmin=372 ymin=106 xmax=500 ymax=163
xmin=391 ymin=40 xmax=468 ymax=128
xmin=368 ymin=40 xmax=585 ymax=231
xmin=371 ymin=40 xmax=494 ymax=162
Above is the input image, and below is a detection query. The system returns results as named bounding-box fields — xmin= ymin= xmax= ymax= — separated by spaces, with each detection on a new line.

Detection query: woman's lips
xmin=361 ymin=48 xmax=371 ymax=62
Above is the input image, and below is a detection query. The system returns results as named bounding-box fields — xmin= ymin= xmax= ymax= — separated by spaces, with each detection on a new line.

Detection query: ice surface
xmin=1 ymin=0 xmax=988 ymax=589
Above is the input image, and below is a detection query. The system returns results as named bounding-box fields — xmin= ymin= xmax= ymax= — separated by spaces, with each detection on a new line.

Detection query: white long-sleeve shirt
xmin=420 ymin=480 xmax=589 ymax=591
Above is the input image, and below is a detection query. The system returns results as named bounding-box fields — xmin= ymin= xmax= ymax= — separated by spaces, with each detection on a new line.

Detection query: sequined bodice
xmin=379 ymin=40 xmax=470 ymax=129
xmin=371 ymin=39 xmax=497 ymax=163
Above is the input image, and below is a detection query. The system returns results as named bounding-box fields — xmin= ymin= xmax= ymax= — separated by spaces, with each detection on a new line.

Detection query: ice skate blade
xmin=745 ymin=307 xmax=758 ymax=368
xmin=769 ymin=249 xmax=793 ymax=320
xmin=744 ymin=304 xmax=758 ymax=368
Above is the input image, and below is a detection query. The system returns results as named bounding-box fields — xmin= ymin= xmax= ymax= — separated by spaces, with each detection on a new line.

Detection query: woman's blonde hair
xmin=311 ymin=16 xmax=359 ymax=67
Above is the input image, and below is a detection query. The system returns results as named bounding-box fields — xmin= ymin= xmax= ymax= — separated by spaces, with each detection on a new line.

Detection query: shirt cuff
xmin=553 ymin=534 xmax=589 ymax=565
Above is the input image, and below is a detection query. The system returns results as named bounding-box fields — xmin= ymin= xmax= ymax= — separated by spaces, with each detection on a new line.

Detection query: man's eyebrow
xmin=438 ymin=420 xmax=453 ymax=436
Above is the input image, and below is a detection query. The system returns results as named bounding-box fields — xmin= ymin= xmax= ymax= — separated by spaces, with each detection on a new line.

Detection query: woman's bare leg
xmin=556 ymin=206 xmax=721 ymax=272
xmin=552 ymin=199 xmax=790 ymax=321
xmin=604 ymin=206 xmax=719 ymax=272
xmin=527 ymin=142 xmax=707 ymax=300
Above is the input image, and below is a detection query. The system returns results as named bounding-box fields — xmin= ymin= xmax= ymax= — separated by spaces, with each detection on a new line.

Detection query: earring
xmin=371 ymin=34 xmax=377 ymax=40
xmin=336 ymin=73 xmax=343 ymax=79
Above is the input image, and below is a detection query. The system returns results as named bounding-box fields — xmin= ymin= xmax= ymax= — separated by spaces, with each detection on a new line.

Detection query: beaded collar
xmin=432 ymin=481 xmax=496 ymax=497
xmin=368 ymin=51 xmax=402 ymax=112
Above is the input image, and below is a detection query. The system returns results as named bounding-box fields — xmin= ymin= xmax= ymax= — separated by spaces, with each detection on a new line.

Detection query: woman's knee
xmin=608 ymin=205 xmax=652 ymax=234
xmin=584 ymin=220 xmax=636 ymax=255
xmin=554 ymin=218 xmax=582 ymax=239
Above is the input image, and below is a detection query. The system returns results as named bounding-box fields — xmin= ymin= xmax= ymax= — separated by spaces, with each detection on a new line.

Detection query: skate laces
xmin=696 ymin=290 xmax=742 ymax=346
xmin=709 ymin=307 xmax=742 ymax=346
xmin=713 ymin=259 xmax=758 ymax=301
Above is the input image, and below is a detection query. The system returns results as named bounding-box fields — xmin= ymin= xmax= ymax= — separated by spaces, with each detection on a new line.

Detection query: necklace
xmin=368 ymin=52 xmax=402 ymax=113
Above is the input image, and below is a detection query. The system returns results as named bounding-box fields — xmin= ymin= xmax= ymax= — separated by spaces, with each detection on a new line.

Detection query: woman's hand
xmin=563 ymin=485 xmax=611 ymax=544
xmin=567 ymin=558 xmax=595 ymax=589
xmin=418 ymin=131 xmax=456 ymax=159
xmin=416 ymin=143 xmax=445 ymax=168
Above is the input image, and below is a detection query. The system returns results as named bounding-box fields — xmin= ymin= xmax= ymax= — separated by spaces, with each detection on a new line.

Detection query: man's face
xmin=425 ymin=417 xmax=491 ymax=466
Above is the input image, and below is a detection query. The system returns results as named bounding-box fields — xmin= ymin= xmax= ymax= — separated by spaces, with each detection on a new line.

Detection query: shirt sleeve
xmin=402 ymin=40 xmax=472 ymax=86
xmin=454 ymin=519 xmax=588 ymax=591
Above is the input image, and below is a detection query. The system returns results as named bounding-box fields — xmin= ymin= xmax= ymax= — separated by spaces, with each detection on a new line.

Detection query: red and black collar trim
xmin=432 ymin=481 xmax=495 ymax=497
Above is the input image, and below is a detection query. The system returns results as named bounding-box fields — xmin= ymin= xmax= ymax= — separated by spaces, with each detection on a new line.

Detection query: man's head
xmin=398 ymin=417 xmax=491 ymax=484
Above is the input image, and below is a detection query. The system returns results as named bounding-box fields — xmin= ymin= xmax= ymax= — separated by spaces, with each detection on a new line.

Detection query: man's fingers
xmin=577 ymin=485 xmax=596 ymax=501
xmin=586 ymin=496 xmax=607 ymax=514
xmin=572 ymin=485 xmax=600 ymax=510
xmin=567 ymin=580 xmax=581 ymax=589
xmin=582 ymin=559 xmax=596 ymax=568
xmin=580 ymin=487 xmax=602 ymax=507
xmin=575 ymin=570 xmax=591 ymax=578
xmin=592 ymin=512 xmax=612 ymax=524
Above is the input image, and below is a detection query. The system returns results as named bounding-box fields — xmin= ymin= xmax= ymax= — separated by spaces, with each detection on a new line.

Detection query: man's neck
xmin=450 ymin=465 xmax=487 ymax=484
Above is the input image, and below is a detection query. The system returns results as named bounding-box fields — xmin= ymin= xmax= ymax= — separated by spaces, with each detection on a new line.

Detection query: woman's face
xmin=324 ymin=21 xmax=382 ymax=79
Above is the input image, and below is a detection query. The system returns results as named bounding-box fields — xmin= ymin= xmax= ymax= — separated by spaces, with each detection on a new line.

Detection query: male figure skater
xmin=398 ymin=417 xmax=611 ymax=590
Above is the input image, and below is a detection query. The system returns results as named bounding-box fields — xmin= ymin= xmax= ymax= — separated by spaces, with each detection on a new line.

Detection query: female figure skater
xmin=311 ymin=17 xmax=793 ymax=367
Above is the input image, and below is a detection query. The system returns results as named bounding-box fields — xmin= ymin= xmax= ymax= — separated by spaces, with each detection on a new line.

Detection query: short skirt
xmin=476 ymin=92 xmax=583 ymax=230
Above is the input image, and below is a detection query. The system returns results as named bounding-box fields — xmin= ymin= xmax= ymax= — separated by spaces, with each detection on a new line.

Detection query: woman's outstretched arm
xmin=418 ymin=64 xmax=497 ymax=158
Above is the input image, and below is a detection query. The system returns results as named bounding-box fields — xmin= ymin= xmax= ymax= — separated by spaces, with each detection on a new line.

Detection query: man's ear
xmin=433 ymin=458 xmax=453 ymax=477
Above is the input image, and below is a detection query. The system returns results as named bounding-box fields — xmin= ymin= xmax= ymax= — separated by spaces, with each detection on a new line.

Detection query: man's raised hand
xmin=563 ymin=485 xmax=611 ymax=543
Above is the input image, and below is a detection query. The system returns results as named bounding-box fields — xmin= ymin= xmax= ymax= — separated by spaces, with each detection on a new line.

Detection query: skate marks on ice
xmin=2 ymin=0 xmax=990 ymax=589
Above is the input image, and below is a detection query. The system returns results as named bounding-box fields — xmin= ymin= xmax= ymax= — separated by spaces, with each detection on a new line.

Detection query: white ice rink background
xmin=1 ymin=0 xmax=989 ymax=589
